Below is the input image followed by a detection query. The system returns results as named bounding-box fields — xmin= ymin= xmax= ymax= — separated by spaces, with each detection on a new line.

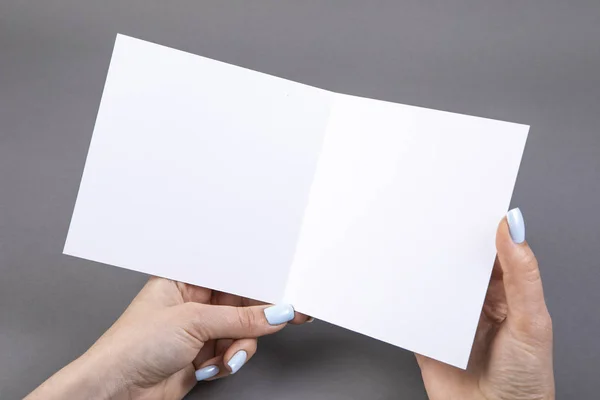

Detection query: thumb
xmin=497 ymin=208 xmax=551 ymax=336
xmin=174 ymin=302 xmax=295 ymax=342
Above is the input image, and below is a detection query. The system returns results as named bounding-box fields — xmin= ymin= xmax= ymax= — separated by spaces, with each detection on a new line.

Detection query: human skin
xmin=27 ymin=209 xmax=554 ymax=400
xmin=26 ymin=280 xmax=308 ymax=400
xmin=416 ymin=209 xmax=555 ymax=400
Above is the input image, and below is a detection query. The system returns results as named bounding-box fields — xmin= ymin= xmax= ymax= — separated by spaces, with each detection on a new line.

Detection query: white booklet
xmin=65 ymin=34 xmax=528 ymax=369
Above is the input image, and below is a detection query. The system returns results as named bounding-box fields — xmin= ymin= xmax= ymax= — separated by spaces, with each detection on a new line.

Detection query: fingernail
xmin=195 ymin=365 xmax=219 ymax=381
xmin=306 ymin=316 xmax=315 ymax=323
xmin=264 ymin=304 xmax=295 ymax=325
xmin=507 ymin=208 xmax=525 ymax=244
xmin=227 ymin=350 xmax=247 ymax=374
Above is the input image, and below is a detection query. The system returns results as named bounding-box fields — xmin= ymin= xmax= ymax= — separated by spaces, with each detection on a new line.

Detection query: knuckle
xmin=177 ymin=301 xmax=196 ymax=318
xmin=513 ymin=310 xmax=553 ymax=341
xmin=236 ymin=307 xmax=257 ymax=332
xmin=520 ymin=252 xmax=541 ymax=283
xmin=538 ymin=311 xmax=553 ymax=339
xmin=176 ymin=303 xmax=209 ymax=343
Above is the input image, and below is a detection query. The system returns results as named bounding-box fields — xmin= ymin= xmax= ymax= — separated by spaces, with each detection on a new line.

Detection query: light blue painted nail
xmin=507 ymin=208 xmax=525 ymax=244
xmin=195 ymin=365 xmax=219 ymax=381
xmin=227 ymin=350 xmax=247 ymax=374
xmin=264 ymin=304 xmax=295 ymax=325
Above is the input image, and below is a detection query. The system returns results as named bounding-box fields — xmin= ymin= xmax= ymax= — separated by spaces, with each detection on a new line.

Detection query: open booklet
xmin=64 ymin=34 xmax=528 ymax=369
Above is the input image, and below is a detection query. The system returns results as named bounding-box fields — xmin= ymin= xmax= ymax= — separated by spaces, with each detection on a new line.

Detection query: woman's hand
xmin=416 ymin=208 xmax=555 ymax=400
xmin=27 ymin=278 xmax=308 ymax=400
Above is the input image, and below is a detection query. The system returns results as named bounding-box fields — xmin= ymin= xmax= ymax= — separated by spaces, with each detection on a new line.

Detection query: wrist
xmin=26 ymin=349 xmax=127 ymax=400
xmin=76 ymin=347 xmax=130 ymax=400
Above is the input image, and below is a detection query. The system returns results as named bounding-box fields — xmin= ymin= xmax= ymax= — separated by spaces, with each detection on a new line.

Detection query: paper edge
xmin=64 ymin=34 xmax=534 ymax=370
xmin=456 ymin=124 xmax=531 ymax=369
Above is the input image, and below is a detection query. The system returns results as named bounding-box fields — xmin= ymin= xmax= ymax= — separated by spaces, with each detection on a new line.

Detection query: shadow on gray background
xmin=1 ymin=1 xmax=599 ymax=399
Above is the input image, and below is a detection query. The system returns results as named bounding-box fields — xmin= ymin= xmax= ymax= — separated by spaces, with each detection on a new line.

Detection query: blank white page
xmin=64 ymin=35 xmax=332 ymax=303
xmin=284 ymin=94 xmax=528 ymax=368
xmin=66 ymin=35 xmax=529 ymax=369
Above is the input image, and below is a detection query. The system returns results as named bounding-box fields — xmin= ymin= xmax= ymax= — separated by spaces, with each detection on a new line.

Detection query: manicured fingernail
xmin=195 ymin=365 xmax=219 ymax=381
xmin=507 ymin=208 xmax=525 ymax=244
xmin=227 ymin=350 xmax=247 ymax=374
xmin=264 ymin=304 xmax=295 ymax=325
xmin=306 ymin=316 xmax=315 ymax=323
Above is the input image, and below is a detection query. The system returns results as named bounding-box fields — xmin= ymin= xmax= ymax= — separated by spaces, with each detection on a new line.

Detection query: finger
xmin=491 ymin=256 xmax=503 ymax=281
xmin=243 ymin=298 xmax=311 ymax=325
xmin=131 ymin=277 xmax=184 ymax=309
xmin=223 ymin=338 xmax=257 ymax=375
xmin=175 ymin=281 xmax=213 ymax=304
xmin=194 ymin=356 xmax=222 ymax=381
xmin=214 ymin=291 xmax=243 ymax=307
xmin=177 ymin=303 xmax=295 ymax=341
xmin=497 ymin=208 xmax=551 ymax=334
xmin=195 ymin=338 xmax=258 ymax=381
xmin=192 ymin=339 xmax=216 ymax=370
xmin=290 ymin=312 xmax=311 ymax=324
xmin=165 ymin=364 xmax=197 ymax=398
xmin=215 ymin=338 xmax=233 ymax=356
xmin=213 ymin=292 xmax=243 ymax=359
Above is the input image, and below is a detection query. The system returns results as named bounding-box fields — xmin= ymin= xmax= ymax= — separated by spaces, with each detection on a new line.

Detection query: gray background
xmin=1 ymin=1 xmax=599 ymax=399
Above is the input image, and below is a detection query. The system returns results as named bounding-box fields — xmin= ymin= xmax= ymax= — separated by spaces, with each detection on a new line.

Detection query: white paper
xmin=65 ymin=34 xmax=332 ymax=304
xmin=65 ymin=34 xmax=528 ymax=368
xmin=283 ymin=94 xmax=528 ymax=368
